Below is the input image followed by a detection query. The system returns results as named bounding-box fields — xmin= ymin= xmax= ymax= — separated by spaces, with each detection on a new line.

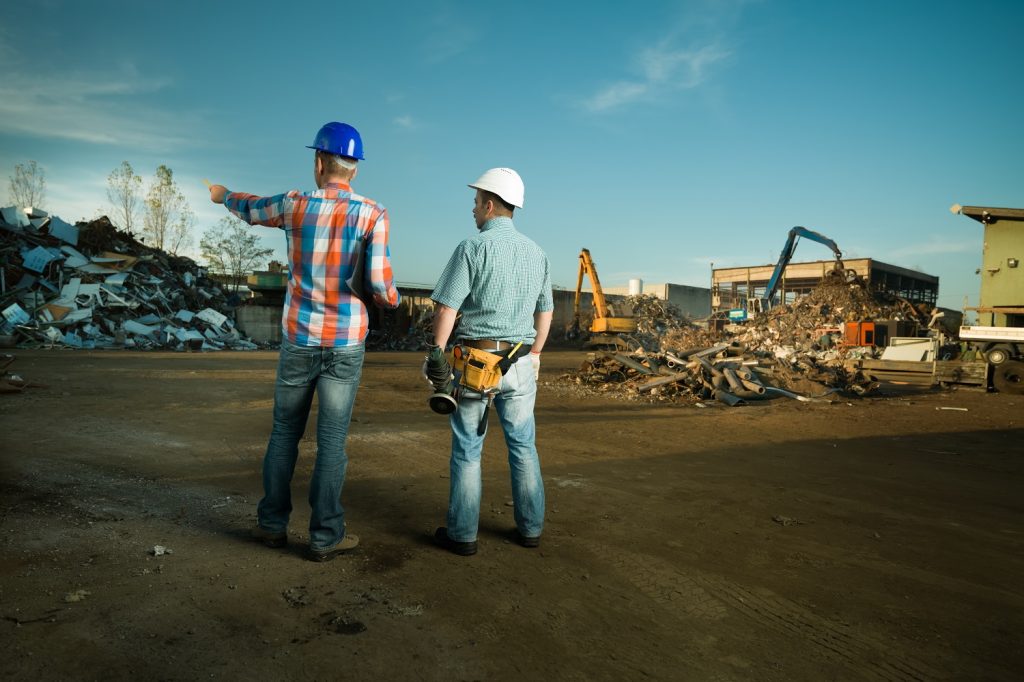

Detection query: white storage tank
xmin=628 ymin=278 xmax=643 ymax=295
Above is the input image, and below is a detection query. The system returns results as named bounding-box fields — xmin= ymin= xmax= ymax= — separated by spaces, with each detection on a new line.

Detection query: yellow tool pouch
xmin=452 ymin=346 xmax=504 ymax=394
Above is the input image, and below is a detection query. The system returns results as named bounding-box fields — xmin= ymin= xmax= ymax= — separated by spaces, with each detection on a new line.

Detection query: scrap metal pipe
xmin=714 ymin=390 xmax=746 ymax=407
xmin=723 ymin=367 xmax=744 ymax=391
xmin=694 ymin=343 xmax=730 ymax=359
xmin=638 ymin=372 xmax=691 ymax=393
xmin=612 ymin=353 xmax=656 ymax=375
xmin=723 ymin=368 xmax=766 ymax=399
xmin=740 ymin=378 xmax=767 ymax=395
xmin=697 ymin=355 xmax=723 ymax=378
xmin=735 ymin=367 xmax=757 ymax=382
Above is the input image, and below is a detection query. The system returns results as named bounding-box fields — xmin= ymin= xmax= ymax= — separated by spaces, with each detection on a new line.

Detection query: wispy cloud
xmin=582 ymin=41 xmax=731 ymax=113
xmin=423 ymin=7 xmax=478 ymax=63
xmin=394 ymin=115 xmax=419 ymax=131
xmin=0 ymin=35 xmax=190 ymax=150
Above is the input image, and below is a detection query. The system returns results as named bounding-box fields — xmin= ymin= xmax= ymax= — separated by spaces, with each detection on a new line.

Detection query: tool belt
xmin=451 ymin=341 xmax=530 ymax=394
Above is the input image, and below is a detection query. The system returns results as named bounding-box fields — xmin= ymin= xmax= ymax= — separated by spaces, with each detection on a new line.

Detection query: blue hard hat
xmin=307 ymin=122 xmax=364 ymax=160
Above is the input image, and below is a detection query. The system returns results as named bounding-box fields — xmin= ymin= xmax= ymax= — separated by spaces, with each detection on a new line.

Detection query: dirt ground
xmin=1 ymin=349 xmax=1022 ymax=681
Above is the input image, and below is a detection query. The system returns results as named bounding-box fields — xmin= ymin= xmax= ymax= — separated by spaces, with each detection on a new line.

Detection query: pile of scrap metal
xmin=562 ymin=344 xmax=841 ymax=406
xmin=736 ymin=279 xmax=924 ymax=356
xmin=367 ymin=303 xmax=435 ymax=351
xmin=624 ymin=294 xmax=692 ymax=351
xmin=0 ymin=207 xmax=257 ymax=351
xmin=561 ymin=279 xmax=937 ymax=405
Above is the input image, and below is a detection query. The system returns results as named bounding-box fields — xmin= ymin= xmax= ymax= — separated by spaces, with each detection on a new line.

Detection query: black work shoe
xmin=306 ymin=534 xmax=360 ymax=562
xmin=433 ymin=527 xmax=477 ymax=556
xmin=514 ymin=530 xmax=540 ymax=548
xmin=251 ymin=526 xmax=287 ymax=548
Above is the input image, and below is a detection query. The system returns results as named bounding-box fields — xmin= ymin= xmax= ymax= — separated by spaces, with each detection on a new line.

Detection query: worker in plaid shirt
xmin=208 ymin=121 xmax=400 ymax=562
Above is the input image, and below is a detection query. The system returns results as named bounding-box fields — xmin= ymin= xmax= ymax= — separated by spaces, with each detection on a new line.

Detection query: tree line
xmin=7 ymin=160 xmax=271 ymax=292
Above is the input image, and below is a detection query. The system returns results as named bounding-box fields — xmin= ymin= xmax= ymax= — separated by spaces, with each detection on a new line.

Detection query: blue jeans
xmin=447 ymin=355 xmax=545 ymax=542
xmin=257 ymin=339 xmax=364 ymax=550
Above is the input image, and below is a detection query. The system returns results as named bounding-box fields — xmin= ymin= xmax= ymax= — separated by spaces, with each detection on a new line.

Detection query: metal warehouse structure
xmin=711 ymin=258 xmax=939 ymax=313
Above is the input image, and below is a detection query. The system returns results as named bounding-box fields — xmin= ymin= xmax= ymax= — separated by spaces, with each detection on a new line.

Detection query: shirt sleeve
xmin=367 ymin=207 xmax=401 ymax=309
xmin=431 ymin=241 xmax=473 ymax=310
xmin=536 ymin=256 xmax=554 ymax=312
xmin=223 ymin=191 xmax=291 ymax=228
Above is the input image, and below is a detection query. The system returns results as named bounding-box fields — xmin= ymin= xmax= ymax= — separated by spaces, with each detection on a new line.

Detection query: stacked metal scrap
xmin=624 ymin=294 xmax=692 ymax=351
xmin=561 ymin=279 xmax=928 ymax=405
xmin=562 ymin=344 xmax=836 ymax=406
xmin=735 ymin=279 xmax=919 ymax=359
xmin=367 ymin=303 xmax=434 ymax=351
xmin=0 ymin=207 xmax=257 ymax=351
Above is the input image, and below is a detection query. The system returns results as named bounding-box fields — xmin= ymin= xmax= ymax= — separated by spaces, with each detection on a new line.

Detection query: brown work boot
xmin=250 ymin=525 xmax=287 ymax=548
xmin=306 ymin=534 xmax=360 ymax=562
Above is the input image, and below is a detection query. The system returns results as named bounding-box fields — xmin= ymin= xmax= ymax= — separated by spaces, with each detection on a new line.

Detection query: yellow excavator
xmin=567 ymin=248 xmax=637 ymax=348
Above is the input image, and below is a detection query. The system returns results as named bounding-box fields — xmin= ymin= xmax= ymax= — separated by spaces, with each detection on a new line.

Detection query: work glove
xmin=422 ymin=345 xmax=453 ymax=392
xmin=529 ymin=352 xmax=541 ymax=381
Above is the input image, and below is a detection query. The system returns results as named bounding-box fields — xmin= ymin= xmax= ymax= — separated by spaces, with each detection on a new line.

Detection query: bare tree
xmin=8 ymin=160 xmax=46 ymax=209
xmin=200 ymin=216 xmax=273 ymax=292
xmin=106 ymin=161 xmax=142 ymax=234
xmin=143 ymin=165 xmax=190 ymax=251
xmin=166 ymin=206 xmax=195 ymax=256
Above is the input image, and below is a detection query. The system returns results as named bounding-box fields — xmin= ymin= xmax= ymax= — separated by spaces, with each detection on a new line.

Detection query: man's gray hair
xmin=320 ymin=151 xmax=357 ymax=175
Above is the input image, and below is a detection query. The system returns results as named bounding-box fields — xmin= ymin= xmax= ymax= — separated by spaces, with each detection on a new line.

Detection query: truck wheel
xmin=992 ymin=360 xmax=1024 ymax=394
xmin=985 ymin=345 xmax=1013 ymax=365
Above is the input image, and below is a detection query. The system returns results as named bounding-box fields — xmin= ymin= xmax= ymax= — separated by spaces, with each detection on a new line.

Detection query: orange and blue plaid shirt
xmin=224 ymin=182 xmax=400 ymax=347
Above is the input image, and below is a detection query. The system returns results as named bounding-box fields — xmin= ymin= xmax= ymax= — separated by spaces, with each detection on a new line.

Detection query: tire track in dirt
xmin=574 ymin=538 xmax=944 ymax=681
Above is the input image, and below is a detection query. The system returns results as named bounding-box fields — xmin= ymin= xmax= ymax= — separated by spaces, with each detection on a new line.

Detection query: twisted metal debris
xmin=561 ymin=282 xmax=933 ymax=405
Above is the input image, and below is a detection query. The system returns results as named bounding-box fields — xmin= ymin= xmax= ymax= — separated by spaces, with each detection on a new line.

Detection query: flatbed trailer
xmin=858 ymin=358 xmax=990 ymax=388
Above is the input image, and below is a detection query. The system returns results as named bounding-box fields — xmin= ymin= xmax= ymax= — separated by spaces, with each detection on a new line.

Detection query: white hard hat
xmin=468 ymin=167 xmax=524 ymax=209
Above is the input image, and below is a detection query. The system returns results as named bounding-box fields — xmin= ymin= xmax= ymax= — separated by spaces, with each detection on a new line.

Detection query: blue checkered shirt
xmin=431 ymin=217 xmax=553 ymax=342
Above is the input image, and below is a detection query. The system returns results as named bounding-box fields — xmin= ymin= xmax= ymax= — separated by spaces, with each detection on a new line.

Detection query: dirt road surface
xmin=1 ymin=350 xmax=1022 ymax=681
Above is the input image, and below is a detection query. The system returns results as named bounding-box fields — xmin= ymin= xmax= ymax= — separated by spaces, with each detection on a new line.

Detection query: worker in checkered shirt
xmin=208 ymin=122 xmax=400 ymax=562
xmin=428 ymin=168 xmax=554 ymax=556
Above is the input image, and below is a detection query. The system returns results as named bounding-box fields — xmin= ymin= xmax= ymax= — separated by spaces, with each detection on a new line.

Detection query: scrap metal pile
xmin=0 ymin=207 xmax=257 ymax=351
xmin=366 ymin=303 xmax=435 ymax=351
xmin=563 ymin=283 xmax=928 ymax=405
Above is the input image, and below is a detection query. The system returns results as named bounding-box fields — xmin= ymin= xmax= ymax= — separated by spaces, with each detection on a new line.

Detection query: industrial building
xmin=711 ymin=258 xmax=939 ymax=313
xmin=601 ymin=281 xmax=711 ymax=319
xmin=952 ymin=204 xmax=1024 ymax=327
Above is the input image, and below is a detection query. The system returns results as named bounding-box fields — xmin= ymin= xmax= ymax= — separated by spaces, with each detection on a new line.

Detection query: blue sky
xmin=2 ymin=0 xmax=1021 ymax=310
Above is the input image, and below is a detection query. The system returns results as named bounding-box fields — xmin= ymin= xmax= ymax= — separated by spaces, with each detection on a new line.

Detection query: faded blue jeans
xmin=257 ymin=338 xmax=364 ymax=550
xmin=447 ymin=355 xmax=545 ymax=542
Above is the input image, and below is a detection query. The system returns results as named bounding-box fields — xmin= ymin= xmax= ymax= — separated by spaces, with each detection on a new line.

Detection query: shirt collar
xmin=480 ymin=216 xmax=514 ymax=232
xmin=323 ymin=181 xmax=352 ymax=193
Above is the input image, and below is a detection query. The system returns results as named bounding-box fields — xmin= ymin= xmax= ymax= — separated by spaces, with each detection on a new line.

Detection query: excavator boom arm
xmin=578 ymin=248 xmax=611 ymax=318
xmin=762 ymin=226 xmax=844 ymax=306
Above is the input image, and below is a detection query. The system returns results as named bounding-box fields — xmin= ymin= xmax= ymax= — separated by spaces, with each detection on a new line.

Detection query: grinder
xmin=423 ymin=345 xmax=458 ymax=415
